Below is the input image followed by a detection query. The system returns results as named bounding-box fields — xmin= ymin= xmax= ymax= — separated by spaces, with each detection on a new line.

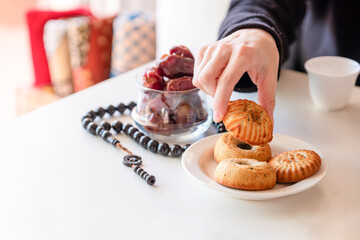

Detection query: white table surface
xmin=0 ymin=66 xmax=359 ymax=240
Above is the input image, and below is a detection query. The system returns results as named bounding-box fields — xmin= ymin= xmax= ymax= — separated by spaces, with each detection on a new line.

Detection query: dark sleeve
xmin=219 ymin=0 xmax=306 ymax=92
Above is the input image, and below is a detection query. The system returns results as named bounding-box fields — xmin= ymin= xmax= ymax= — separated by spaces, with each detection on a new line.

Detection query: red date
xmin=170 ymin=45 xmax=194 ymax=59
xmin=157 ymin=55 xmax=194 ymax=78
xmin=146 ymin=94 xmax=170 ymax=111
xmin=167 ymin=76 xmax=195 ymax=91
xmin=142 ymin=67 xmax=166 ymax=90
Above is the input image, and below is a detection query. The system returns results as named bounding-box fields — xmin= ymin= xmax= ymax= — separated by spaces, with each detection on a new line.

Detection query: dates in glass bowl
xmin=131 ymin=45 xmax=212 ymax=141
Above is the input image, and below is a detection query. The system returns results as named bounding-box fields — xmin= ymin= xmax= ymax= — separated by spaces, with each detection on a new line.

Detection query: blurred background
xmin=0 ymin=0 xmax=230 ymax=124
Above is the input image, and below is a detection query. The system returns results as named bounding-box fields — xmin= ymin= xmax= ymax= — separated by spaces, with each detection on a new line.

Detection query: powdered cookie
xmin=214 ymin=133 xmax=271 ymax=163
xmin=215 ymin=158 xmax=276 ymax=190
xmin=268 ymin=149 xmax=321 ymax=183
xmin=222 ymin=99 xmax=273 ymax=145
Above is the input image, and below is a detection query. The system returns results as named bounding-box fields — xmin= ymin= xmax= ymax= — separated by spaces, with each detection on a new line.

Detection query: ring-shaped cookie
xmin=214 ymin=133 xmax=271 ymax=163
xmin=215 ymin=158 xmax=276 ymax=190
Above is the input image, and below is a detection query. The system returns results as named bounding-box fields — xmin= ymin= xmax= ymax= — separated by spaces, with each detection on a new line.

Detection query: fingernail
xmin=213 ymin=111 xmax=221 ymax=123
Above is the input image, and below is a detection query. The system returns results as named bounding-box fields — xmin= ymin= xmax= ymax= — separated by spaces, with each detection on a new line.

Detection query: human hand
xmin=192 ymin=28 xmax=279 ymax=124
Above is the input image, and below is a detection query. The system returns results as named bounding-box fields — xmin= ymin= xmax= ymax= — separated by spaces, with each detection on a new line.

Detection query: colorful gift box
xmin=111 ymin=12 xmax=156 ymax=76
xmin=23 ymin=10 xmax=156 ymax=115
xmin=44 ymin=19 xmax=74 ymax=97
xmin=26 ymin=9 xmax=92 ymax=88
xmin=67 ymin=16 xmax=115 ymax=92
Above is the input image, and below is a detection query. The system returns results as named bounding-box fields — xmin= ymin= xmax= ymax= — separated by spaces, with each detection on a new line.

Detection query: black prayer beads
xmin=133 ymin=166 xmax=156 ymax=185
xmin=158 ymin=143 xmax=170 ymax=156
xmin=147 ymin=140 xmax=159 ymax=153
xmin=133 ymin=132 xmax=144 ymax=143
xmin=213 ymin=121 xmax=227 ymax=133
xmin=140 ymin=136 xmax=151 ymax=149
xmin=112 ymin=120 xmax=123 ymax=133
xmin=81 ymin=101 xmax=228 ymax=186
xmin=82 ymin=101 xmax=227 ymax=158
xmin=100 ymin=121 xmax=111 ymax=131
xmin=123 ymin=154 xmax=143 ymax=167
xmin=122 ymin=155 xmax=156 ymax=185
xmin=170 ymin=144 xmax=183 ymax=157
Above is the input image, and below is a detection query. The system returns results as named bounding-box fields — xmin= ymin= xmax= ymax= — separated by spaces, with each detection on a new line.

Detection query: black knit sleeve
xmin=218 ymin=0 xmax=306 ymax=91
xmin=219 ymin=0 xmax=306 ymax=61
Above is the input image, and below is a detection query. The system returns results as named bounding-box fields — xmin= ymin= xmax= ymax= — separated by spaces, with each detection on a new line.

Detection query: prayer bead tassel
xmin=132 ymin=165 xmax=156 ymax=186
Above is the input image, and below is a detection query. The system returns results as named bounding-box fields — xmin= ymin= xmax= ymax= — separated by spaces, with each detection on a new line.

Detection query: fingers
xmin=212 ymin=51 xmax=248 ymax=122
xmin=194 ymin=28 xmax=279 ymax=124
xmin=199 ymin=46 xmax=231 ymax=97
xmin=255 ymin=69 xmax=278 ymax=125
xmin=193 ymin=45 xmax=231 ymax=97
xmin=194 ymin=45 xmax=206 ymax=74
xmin=193 ymin=46 xmax=213 ymax=94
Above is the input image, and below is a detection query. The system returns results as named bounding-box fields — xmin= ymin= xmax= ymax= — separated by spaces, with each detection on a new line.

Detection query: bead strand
xmin=115 ymin=142 xmax=132 ymax=155
xmin=212 ymin=121 xmax=227 ymax=133
xmin=81 ymin=103 xmax=157 ymax=186
xmin=82 ymin=101 xmax=227 ymax=159
xmin=110 ymin=120 xmax=190 ymax=158
xmin=132 ymin=165 xmax=156 ymax=185
xmin=81 ymin=101 xmax=228 ymax=186
xmin=122 ymin=154 xmax=156 ymax=186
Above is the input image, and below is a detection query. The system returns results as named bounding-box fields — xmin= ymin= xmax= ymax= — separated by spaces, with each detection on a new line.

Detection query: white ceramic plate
xmin=181 ymin=133 xmax=328 ymax=200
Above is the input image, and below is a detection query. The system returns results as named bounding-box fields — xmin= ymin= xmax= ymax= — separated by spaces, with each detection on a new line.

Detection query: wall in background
xmin=0 ymin=0 xmax=37 ymax=26
xmin=36 ymin=0 xmax=155 ymax=17
xmin=156 ymin=0 xmax=230 ymax=57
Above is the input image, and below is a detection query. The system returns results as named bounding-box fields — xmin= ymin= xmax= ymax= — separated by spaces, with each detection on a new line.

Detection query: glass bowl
xmin=132 ymin=74 xmax=212 ymax=142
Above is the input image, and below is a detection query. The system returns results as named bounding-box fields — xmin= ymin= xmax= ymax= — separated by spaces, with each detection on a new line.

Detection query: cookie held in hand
xmin=222 ymin=99 xmax=273 ymax=145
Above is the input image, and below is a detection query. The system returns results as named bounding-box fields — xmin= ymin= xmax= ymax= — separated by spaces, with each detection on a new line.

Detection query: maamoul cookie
xmin=215 ymin=158 xmax=276 ymax=190
xmin=268 ymin=149 xmax=321 ymax=183
xmin=222 ymin=99 xmax=273 ymax=145
xmin=214 ymin=133 xmax=271 ymax=163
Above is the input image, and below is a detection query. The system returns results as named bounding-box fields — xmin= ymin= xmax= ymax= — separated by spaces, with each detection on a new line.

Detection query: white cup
xmin=305 ymin=56 xmax=360 ymax=111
